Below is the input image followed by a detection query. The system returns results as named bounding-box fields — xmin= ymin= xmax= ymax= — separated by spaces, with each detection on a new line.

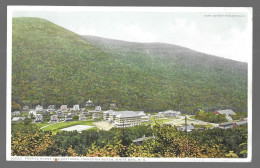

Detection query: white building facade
xmin=73 ymin=104 xmax=80 ymax=111
xmin=103 ymin=110 xmax=148 ymax=127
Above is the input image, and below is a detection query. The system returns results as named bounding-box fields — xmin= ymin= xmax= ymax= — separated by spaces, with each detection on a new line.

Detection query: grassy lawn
xmin=41 ymin=119 xmax=98 ymax=134
xmin=149 ymin=117 xmax=177 ymax=125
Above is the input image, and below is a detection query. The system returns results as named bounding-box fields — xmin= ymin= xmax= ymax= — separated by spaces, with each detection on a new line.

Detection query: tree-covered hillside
xmin=12 ymin=17 xmax=248 ymax=113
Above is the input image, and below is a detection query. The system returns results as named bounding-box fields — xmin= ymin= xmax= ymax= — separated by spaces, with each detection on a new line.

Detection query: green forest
xmin=12 ymin=17 xmax=248 ymax=114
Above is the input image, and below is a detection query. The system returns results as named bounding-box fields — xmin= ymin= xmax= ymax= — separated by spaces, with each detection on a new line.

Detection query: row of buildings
xmin=21 ymin=99 xmax=99 ymax=112
xmin=219 ymin=118 xmax=248 ymax=129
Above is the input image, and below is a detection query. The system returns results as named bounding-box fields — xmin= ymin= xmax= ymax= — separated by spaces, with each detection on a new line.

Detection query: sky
xmin=11 ymin=7 xmax=252 ymax=63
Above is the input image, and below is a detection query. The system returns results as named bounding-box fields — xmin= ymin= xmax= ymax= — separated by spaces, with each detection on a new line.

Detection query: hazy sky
xmin=11 ymin=7 xmax=252 ymax=63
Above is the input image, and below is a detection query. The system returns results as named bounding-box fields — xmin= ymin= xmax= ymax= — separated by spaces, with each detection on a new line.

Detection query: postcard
xmin=6 ymin=6 xmax=252 ymax=162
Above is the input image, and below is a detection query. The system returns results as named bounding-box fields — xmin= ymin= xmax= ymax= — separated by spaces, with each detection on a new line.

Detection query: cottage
xmin=56 ymin=110 xmax=64 ymax=117
xmin=79 ymin=113 xmax=86 ymax=120
xmin=82 ymin=111 xmax=90 ymax=115
xmin=65 ymin=114 xmax=73 ymax=121
xmin=22 ymin=105 xmax=29 ymax=111
xmin=49 ymin=115 xmax=58 ymax=122
xmin=103 ymin=110 xmax=147 ymax=127
xmin=35 ymin=105 xmax=43 ymax=112
xmin=34 ymin=114 xmax=43 ymax=123
xmin=60 ymin=105 xmax=68 ymax=112
xmin=158 ymin=110 xmax=180 ymax=118
xmin=219 ymin=122 xmax=234 ymax=129
xmin=73 ymin=105 xmax=80 ymax=111
xmin=86 ymin=100 xmax=94 ymax=107
xmin=47 ymin=105 xmax=55 ymax=112
xmin=66 ymin=113 xmax=76 ymax=118
xmin=95 ymin=106 xmax=102 ymax=111
xmin=12 ymin=111 xmax=20 ymax=116
xmin=92 ymin=112 xmax=103 ymax=119
xmin=12 ymin=117 xmax=26 ymax=122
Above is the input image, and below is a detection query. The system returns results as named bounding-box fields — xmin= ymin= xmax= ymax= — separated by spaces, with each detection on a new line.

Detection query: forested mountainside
xmin=12 ymin=17 xmax=248 ymax=113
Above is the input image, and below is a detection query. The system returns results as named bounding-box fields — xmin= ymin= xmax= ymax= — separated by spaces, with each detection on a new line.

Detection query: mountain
xmin=12 ymin=17 xmax=248 ymax=113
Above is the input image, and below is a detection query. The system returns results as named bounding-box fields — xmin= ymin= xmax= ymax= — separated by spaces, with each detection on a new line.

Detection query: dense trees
xmin=12 ymin=101 xmax=21 ymax=112
xmin=11 ymin=121 xmax=53 ymax=156
xmin=190 ymin=125 xmax=247 ymax=157
xmin=195 ymin=110 xmax=227 ymax=123
xmin=11 ymin=119 xmax=247 ymax=158
xmin=12 ymin=17 xmax=247 ymax=114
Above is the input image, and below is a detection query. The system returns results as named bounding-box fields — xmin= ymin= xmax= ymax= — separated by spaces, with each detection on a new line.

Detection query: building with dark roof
xmin=86 ymin=100 xmax=94 ymax=106
xmin=219 ymin=122 xmax=234 ymax=129
xmin=158 ymin=110 xmax=181 ymax=118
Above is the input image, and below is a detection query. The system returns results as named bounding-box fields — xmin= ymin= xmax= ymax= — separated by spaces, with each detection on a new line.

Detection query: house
xmin=22 ymin=105 xmax=29 ymax=111
xmin=12 ymin=111 xmax=20 ymax=116
xmin=82 ymin=111 xmax=90 ymax=115
xmin=35 ymin=105 xmax=43 ymax=112
xmin=88 ymin=106 xmax=103 ymax=119
xmin=103 ymin=110 xmax=148 ymax=127
xmin=49 ymin=115 xmax=58 ymax=122
xmin=60 ymin=105 xmax=68 ymax=112
xmin=177 ymin=125 xmax=195 ymax=132
xmin=92 ymin=112 xmax=103 ymax=119
xmin=12 ymin=117 xmax=26 ymax=122
xmin=28 ymin=110 xmax=37 ymax=118
xmin=56 ymin=110 xmax=64 ymax=117
xmin=219 ymin=122 xmax=234 ymax=129
xmin=214 ymin=109 xmax=236 ymax=122
xmin=73 ymin=105 xmax=80 ymax=111
xmin=47 ymin=105 xmax=55 ymax=112
xmin=158 ymin=110 xmax=181 ymax=118
xmin=95 ymin=106 xmax=102 ymax=111
xmin=34 ymin=114 xmax=43 ymax=123
xmin=86 ymin=100 xmax=94 ymax=107
xmin=65 ymin=115 xmax=73 ymax=121
xmin=79 ymin=113 xmax=86 ymax=120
